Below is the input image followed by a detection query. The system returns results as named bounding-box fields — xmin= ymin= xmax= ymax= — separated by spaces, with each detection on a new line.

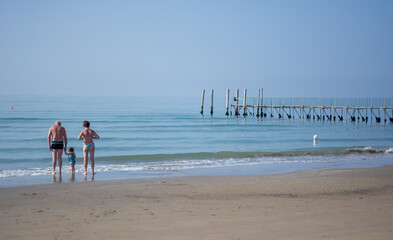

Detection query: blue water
xmin=0 ymin=95 xmax=393 ymax=187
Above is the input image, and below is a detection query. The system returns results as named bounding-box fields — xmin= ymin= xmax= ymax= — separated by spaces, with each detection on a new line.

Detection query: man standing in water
xmin=48 ymin=121 xmax=67 ymax=175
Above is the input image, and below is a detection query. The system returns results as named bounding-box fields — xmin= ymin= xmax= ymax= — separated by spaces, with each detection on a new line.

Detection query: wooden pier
xmin=200 ymin=89 xmax=393 ymax=123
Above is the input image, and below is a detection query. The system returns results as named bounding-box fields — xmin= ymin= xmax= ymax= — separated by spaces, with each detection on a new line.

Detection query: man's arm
xmin=63 ymin=127 xmax=68 ymax=151
xmin=47 ymin=128 xmax=52 ymax=150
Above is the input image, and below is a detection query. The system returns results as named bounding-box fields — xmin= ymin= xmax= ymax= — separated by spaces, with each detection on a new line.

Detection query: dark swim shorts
xmin=51 ymin=141 xmax=64 ymax=149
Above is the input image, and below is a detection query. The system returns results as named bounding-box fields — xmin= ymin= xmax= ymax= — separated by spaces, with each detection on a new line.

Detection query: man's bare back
xmin=49 ymin=125 xmax=66 ymax=141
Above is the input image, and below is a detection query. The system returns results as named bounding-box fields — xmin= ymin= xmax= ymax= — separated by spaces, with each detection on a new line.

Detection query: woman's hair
xmin=69 ymin=147 xmax=74 ymax=152
xmin=83 ymin=120 xmax=90 ymax=128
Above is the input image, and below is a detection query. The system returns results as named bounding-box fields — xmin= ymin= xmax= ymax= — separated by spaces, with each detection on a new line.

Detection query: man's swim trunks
xmin=51 ymin=141 xmax=64 ymax=149
xmin=83 ymin=142 xmax=95 ymax=150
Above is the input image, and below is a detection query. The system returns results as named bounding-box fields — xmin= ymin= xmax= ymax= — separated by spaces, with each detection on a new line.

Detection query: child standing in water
xmin=65 ymin=147 xmax=76 ymax=174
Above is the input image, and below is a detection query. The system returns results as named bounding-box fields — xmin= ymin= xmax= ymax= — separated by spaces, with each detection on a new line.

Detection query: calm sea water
xmin=0 ymin=95 xmax=393 ymax=187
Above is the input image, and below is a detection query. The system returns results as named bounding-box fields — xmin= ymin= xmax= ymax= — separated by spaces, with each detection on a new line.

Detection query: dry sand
xmin=1 ymin=166 xmax=393 ymax=240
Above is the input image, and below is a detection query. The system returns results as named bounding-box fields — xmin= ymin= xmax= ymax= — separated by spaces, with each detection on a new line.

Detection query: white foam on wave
xmin=2 ymin=151 xmax=392 ymax=178
xmin=0 ymin=157 xmax=283 ymax=177
xmin=0 ymin=168 xmax=52 ymax=178
xmin=385 ymin=148 xmax=393 ymax=153
xmin=346 ymin=146 xmax=378 ymax=153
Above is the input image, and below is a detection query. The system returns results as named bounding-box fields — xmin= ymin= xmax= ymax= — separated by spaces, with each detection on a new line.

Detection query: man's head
xmin=55 ymin=120 xmax=61 ymax=126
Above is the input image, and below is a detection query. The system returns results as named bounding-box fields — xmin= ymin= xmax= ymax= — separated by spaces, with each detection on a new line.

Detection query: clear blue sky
xmin=1 ymin=0 xmax=392 ymax=98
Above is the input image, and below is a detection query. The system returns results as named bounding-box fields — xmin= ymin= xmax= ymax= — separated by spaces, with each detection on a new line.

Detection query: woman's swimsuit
xmin=68 ymin=153 xmax=76 ymax=164
xmin=83 ymin=135 xmax=95 ymax=150
xmin=83 ymin=142 xmax=95 ymax=150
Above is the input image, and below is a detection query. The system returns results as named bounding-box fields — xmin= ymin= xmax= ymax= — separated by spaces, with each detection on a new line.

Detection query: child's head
xmin=69 ymin=147 xmax=74 ymax=153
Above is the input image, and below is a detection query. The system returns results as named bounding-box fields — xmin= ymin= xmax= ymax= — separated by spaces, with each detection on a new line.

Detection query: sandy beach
xmin=1 ymin=166 xmax=393 ymax=240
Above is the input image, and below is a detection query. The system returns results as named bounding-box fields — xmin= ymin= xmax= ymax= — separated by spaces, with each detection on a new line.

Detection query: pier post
xmin=225 ymin=89 xmax=230 ymax=116
xmin=200 ymin=89 xmax=205 ymax=114
xmin=384 ymin=97 xmax=386 ymax=122
xmin=261 ymin=88 xmax=264 ymax=117
xmin=322 ymin=97 xmax=324 ymax=121
xmin=330 ymin=98 xmax=332 ymax=121
xmin=357 ymin=98 xmax=360 ymax=122
xmin=210 ymin=89 xmax=214 ymax=116
xmin=243 ymin=89 xmax=247 ymax=116
xmin=256 ymin=89 xmax=260 ymax=117
xmin=377 ymin=97 xmax=381 ymax=122
xmin=235 ymin=89 xmax=239 ymax=116
xmin=346 ymin=98 xmax=348 ymax=121
xmin=312 ymin=97 xmax=315 ymax=120
xmin=371 ymin=98 xmax=373 ymax=123
xmin=364 ymin=98 xmax=368 ymax=122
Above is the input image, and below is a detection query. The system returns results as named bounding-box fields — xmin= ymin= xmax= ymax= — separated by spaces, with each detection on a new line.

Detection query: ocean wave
xmin=95 ymin=147 xmax=392 ymax=163
xmin=345 ymin=146 xmax=386 ymax=154
xmin=0 ymin=117 xmax=46 ymax=121
xmin=1 ymin=148 xmax=393 ymax=178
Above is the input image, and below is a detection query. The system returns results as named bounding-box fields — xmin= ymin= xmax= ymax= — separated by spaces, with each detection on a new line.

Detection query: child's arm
xmin=64 ymin=151 xmax=70 ymax=156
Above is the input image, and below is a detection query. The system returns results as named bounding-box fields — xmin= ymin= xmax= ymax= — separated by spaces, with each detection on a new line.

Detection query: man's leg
xmin=52 ymin=150 xmax=57 ymax=174
xmin=57 ymin=150 xmax=63 ymax=174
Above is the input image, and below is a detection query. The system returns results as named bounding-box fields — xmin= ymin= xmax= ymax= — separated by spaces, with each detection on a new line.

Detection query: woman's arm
xmin=93 ymin=130 xmax=100 ymax=139
xmin=78 ymin=131 xmax=84 ymax=140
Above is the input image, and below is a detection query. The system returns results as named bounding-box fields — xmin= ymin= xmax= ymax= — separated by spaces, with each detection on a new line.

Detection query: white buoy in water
xmin=313 ymin=135 xmax=318 ymax=145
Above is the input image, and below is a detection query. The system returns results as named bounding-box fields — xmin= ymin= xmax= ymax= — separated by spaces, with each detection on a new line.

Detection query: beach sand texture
xmin=1 ymin=166 xmax=393 ymax=240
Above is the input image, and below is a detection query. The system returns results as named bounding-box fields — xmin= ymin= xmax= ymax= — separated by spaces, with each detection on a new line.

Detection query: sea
xmin=1 ymin=95 xmax=393 ymax=187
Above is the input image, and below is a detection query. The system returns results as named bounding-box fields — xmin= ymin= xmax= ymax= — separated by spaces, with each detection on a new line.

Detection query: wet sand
xmin=1 ymin=166 xmax=393 ymax=240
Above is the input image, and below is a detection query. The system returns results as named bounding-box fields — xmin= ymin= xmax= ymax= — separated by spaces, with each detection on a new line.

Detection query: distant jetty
xmin=200 ymin=89 xmax=393 ymax=123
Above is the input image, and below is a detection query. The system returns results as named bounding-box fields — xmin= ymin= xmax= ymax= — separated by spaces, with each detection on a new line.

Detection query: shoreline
xmin=2 ymin=152 xmax=393 ymax=188
xmin=1 ymin=166 xmax=393 ymax=239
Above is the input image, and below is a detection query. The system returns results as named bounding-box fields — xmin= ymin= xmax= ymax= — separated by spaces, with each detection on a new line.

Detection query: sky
xmin=0 ymin=0 xmax=392 ymax=98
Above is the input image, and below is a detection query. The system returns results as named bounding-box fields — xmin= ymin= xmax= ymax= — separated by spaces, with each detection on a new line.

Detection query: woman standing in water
xmin=78 ymin=121 xmax=100 ymax=175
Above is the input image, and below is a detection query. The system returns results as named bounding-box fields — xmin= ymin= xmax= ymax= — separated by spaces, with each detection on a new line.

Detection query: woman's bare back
xmin=78 ymin=129 xmax=99 ymax=143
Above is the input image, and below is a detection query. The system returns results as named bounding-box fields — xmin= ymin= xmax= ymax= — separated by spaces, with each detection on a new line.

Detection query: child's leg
xmin=70 ymin=162 xmax=75 ymax=174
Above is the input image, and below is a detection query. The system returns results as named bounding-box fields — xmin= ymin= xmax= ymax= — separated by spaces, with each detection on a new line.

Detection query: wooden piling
xmin=384 ymin=97 xmax=386 ymax=122
xmin=256 ymin=89 xmax=260 ymax=117
xmin=243 ymin=89 xmax=247 ymax=116
xmin=200 ymin=89 xmax=205 ymax=114
xmin=261 ymin=88 xmax=264 ymax=117
xmin=235 ymin=89 xmax=240 ymax=116
xmin=225 ymin=89 xmax=230 ymax=116
xmin=210 ymin=89 xmax=214 ymax=115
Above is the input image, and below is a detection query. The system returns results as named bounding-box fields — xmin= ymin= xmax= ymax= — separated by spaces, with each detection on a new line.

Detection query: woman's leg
xmin=83 ymin=147 xmax=89 ymax=175
xmin=90 ymin=148 xmax=95 ymax=174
